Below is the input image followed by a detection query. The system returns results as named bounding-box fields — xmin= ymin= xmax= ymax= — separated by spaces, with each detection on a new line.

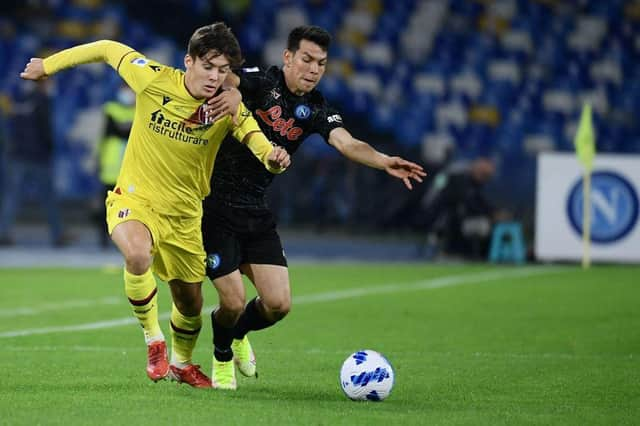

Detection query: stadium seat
xmin=3 ymin=0 xmax=637 ymax=222
xmin=412 ymin=73 xmax=446 ymax=98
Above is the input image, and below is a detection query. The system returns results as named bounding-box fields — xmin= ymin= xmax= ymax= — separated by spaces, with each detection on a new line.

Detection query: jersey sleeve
xmin=231 ymin=102 xmax=261 ymax=141
xmin=231 ymin=102 xmax=285 ymax=174
xmin=314 ymin=104 xmax=344 ymax=141
xmin=42 ymin=40 xmax=161 ymax=94
xmin=114 ymin=52 xmax=164 ymax=94
xmin=237 ymin=67 xmax=267 ymax=99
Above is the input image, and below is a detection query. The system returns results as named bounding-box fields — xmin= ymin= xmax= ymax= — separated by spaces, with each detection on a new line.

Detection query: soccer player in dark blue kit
xmin=203 ymin=25 xmax=426 ymax=389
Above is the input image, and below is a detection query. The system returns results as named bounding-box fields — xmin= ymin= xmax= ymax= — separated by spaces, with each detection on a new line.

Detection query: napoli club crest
xmin=294 ymin=104 xmax=311 ymax=120
xmin=567 ymin=171 xmax=639 ymax=243
xmin=206 ymin=253 xmax=221 ymax=270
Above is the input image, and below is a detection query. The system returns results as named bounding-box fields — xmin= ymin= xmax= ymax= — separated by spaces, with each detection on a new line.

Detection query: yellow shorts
xmin=106 ymin=191 xmax=205 ymax=283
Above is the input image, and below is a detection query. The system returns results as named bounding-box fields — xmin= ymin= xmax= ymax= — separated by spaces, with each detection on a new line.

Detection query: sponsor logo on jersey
xmin=162 ymin=96 xmax=171 ymax=105
xmin=270 ymin=88 xmax=281 ymax=100
xmin=327 ymin=114 xmax=343 ymax=123
xmin=131 ymin=57 xmax=148 ymax=67
xmin=148 ymin=110 xmax=209 ymax=145
xmin=294 ymin=104 xmax=311 ymax=120
xmin=255 ymin=105 xmax=303 ymax=141
xmin=117 ymin=208 xmax=131 ymax=218
xmin=567 ymin=170 xmax=639 ymax=243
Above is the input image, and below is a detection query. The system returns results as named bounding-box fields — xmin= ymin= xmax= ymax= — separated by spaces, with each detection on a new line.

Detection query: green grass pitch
xmin=0 ymin=264 xmax=638 ymax=425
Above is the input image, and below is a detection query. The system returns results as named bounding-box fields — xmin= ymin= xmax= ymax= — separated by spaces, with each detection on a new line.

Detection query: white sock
xmin=170 ymin=351 xmax=190 ymax=369
xmin=145 ymin=334 xmax=165 ymax=345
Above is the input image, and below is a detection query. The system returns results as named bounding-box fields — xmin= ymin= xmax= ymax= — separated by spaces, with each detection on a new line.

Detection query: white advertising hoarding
xmin=535 ymin=153 xmax=640 ymax=263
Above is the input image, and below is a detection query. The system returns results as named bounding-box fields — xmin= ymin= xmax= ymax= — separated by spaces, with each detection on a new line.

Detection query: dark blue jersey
xmin=204 ymin=66 xmax=343 ymax=209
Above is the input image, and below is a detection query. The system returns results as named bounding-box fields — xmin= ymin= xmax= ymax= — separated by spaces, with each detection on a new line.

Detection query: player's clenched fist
xmin=268 ymin=146 xmax=291 ymax=170
xmin=20 ymin=58 xmax=47 ymax=80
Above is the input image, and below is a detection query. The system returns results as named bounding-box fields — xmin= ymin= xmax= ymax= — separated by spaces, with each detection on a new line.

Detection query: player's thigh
xmin=106 ymin=192 xmax=157 ymax=253
xmin=106 ymin=193 xmax=157 ymax=272
xmin=242 ymin=264 xmax=290 ymax=309
xmin=202 ymin=218 xmax=243 ymax=281
xmin=212 ymin=270 xmax=246 ymax=311
xmin=153 ymin=215 xmax=206 ymax=284
xmin=111 ymin=220 xmax=153 ymax=254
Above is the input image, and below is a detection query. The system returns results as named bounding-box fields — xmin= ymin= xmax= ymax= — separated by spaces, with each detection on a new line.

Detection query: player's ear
xmin=283 ymin=50 xmax=291 ymax=67
xmin=184 ymin=54 xmax=194 ymax=69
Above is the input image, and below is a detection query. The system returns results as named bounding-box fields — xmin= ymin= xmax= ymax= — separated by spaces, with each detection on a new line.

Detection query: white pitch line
xmin=292 ymin=266 xmax=558 ymax=305
xmin=4 ymin=345 xmax=138 ymax=353
xmin=4 ymin=346 xmax=633 ymax=361
xmin=0 ymin=296 xmax=121 ymax=317
xmin=0 ymin=267 xmax=567 ymax=339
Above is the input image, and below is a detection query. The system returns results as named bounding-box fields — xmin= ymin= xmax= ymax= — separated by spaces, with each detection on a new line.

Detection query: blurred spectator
xmin=417 ymin=157 xmax=508 ymax=259
xmin=0 ymin=80 xmax=69 ymax=247
xmin=94 ymin=84 xmax=134 ymax=247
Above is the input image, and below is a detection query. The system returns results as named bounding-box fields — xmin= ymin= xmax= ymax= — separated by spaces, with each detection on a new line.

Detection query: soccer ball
xmin=340 ymin=349 xmax=395 ymax=401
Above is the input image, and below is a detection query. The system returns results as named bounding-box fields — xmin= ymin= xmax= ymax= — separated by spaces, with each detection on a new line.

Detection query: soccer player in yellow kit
xmin=20 ymin=23 xmax=290 ymax=388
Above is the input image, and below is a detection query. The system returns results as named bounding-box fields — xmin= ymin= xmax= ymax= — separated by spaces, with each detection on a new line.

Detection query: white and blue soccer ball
xmin=340 ymin=349 xmax=395 ymax=401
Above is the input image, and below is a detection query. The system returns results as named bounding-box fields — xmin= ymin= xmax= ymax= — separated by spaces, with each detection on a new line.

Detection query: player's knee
xmin=173 ymin=298 xmax=202 ymax=317
xmin=220 ymin=295 xmax=245 ymax=318
xmin=124 ymin=250 xmax=152 ymax=275
xmin=261 ymin=297 xmax=291 ymax=322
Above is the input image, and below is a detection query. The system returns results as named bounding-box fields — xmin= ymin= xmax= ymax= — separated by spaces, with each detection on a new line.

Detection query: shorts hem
xmin=155 ymin=272 xmax=205 ymax=284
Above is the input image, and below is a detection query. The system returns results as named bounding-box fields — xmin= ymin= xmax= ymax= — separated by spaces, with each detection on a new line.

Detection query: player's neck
xmin=283 ymin=72 xmax=305 ymax=97
xmin=183 ymin=75 xmax=202 ymax=100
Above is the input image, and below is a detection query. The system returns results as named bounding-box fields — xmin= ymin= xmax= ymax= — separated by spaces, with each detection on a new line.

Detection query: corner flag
xmin=573 ymin=103 xmax=596 ymax=269
xmin=574 ymin=103 xmax=595 ymax=171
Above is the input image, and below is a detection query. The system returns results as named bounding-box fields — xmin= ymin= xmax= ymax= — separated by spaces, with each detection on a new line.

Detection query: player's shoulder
xmin=239 ymin=65 xmax=278 ymax=82
xmin=264 ymin=65 xmax=281 ymax=79
xmin=124 ymin=54 xmax=167 ymax=73
xmin=122 ymin=54 xmax=174 ymax=82
xmin=145 ymin=64 xmax=183 ymax=92
xmin=306 ymin=87 xmax=329 ymax=108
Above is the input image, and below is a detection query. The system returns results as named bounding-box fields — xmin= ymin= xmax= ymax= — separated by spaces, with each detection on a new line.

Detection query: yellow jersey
xmin=44 ymin=40 xmax=278 ymax=217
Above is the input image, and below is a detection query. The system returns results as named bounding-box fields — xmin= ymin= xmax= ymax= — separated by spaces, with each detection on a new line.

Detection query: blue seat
xmin=488 ymin=221 xmax=526 ymax=264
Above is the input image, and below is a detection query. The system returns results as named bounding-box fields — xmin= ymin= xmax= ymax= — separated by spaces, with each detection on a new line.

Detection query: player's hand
xmin=20 ymin=58 xmax=47 ymax=80
xmin=383 ymin=156 xmax=426 ymax=190
xmin=268 ymin=146 xmax=291 ymax=170
xmin=204 ymin=87 xmax=242 ymax=125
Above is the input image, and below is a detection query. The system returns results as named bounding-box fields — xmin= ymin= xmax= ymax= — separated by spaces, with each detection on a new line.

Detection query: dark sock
xmin=233 ymin=297 xmax=275 ymax=340
xmin=211 ymin=310 xmax=234 ymax=362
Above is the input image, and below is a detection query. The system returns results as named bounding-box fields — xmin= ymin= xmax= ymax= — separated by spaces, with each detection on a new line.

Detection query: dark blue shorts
xmin=202 ymin=202 xmax=287 ymax=280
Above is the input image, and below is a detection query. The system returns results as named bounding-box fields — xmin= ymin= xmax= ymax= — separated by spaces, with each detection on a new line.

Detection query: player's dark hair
xmin=287 ymin=25 xmax=332 ymax=53
xmin=187 ymin=22 xmax=244 ymax=68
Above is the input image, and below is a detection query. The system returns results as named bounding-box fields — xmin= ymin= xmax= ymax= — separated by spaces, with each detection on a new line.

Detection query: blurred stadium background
xmin=0 ymin=0 xmax=639 ymax=261
xmin=1 ymin=3 xmax=639 ymax=423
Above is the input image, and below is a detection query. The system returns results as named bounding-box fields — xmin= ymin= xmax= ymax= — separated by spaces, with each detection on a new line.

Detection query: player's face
xmin=283 ymin=39 xmax=327 ymax=95
xmin=184 ymin=52 xmax=231 ymax=99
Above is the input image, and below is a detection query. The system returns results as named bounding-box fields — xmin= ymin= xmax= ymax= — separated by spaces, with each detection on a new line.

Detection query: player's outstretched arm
xmin=20 ymin=40 xmax=135 ymax=80
xmin=20 ymin=58 xmax=47 ymax=80
xmin=241 ymin=131 xmax=291 ymax=173
xmin=231 ymin=102 xmax=290 ymax=174
xmin=328 ymin=127 xmax=426 ymax=190
xmin=267 ymin=146 xmax=291 ymax=170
